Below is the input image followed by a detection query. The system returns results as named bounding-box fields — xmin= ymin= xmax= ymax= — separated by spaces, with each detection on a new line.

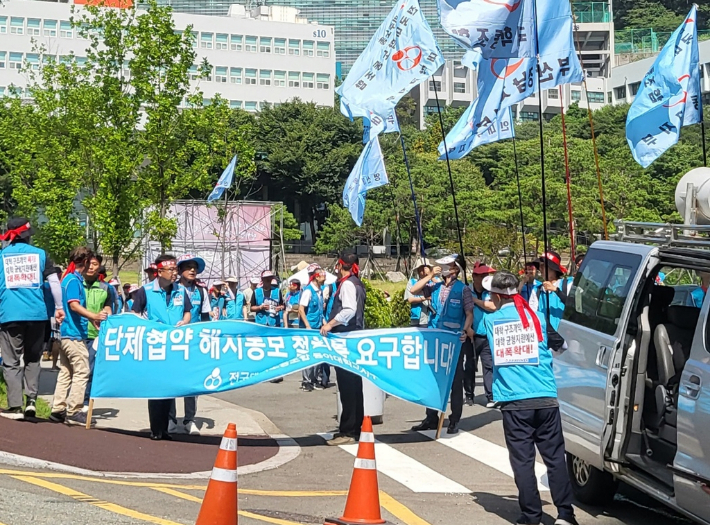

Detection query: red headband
xmin=339 ymin=259 xmax=359 ymax=277
xmin=61 ymin=261 xmax=77 ymax=281
xmin=156 ymin=260 xmax=176 ymax=269
xmin=500 ymin=294 xmax=544 ymax=342
xmin=0 ymin=222 xmax=31 ymax=242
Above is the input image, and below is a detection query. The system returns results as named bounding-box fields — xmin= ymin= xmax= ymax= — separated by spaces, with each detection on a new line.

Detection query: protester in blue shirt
xmin=691 ymin=271 xmax=710 ymax=308
xmin=131 ymin=254 xmax=192 ymax=440
xmin=223 ymin=277 xmax=246 ymax=320
xmin=533 ymin=251 xmax=571 ymax=331
xmin=405 ymin=258 xmax=434 ymax=327
xmin=298 ymin=265 xmax=328 ymax=391
xmin=50 ymin=247 xmax=107 ymax=427
xmin=518 ymin=261 xmax=542 ymax=303
xmin=250 ymin=270 xmax=284 ymax=326
xmin=283 ymin=279 xmax=302 ymax=328
xmin=467 ymin=262 xmax=497 ymax=408
xmin=0 ymin=218 xmax=65 ymax=420
xmin=482 ymin=271 xmax=577 ymax=525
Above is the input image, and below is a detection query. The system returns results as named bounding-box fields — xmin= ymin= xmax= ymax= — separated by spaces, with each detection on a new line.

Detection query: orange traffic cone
xmin=195 ymin=423 xmax=238 ymax=525
xmin=325 ymin=416 xmax=386 ymax=525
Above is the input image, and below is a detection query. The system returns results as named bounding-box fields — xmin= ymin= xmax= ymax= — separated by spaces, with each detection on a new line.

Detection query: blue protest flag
xmin=337 ymin=0 xmax=444 ymax=140
xmin=626 ymin=6 xmax=699 ymax=168
xmin=438 ymin=0 xmax=583 ymax=159
xmin=207 ymin=154 xmax=237 ymax=203
xmin=438 ymin=0 xmax=535 ymax=59
xmin=94 ymin=314 xmax=463 ymax=413
xmin=343 ymin=136 xmax=389 ymax=226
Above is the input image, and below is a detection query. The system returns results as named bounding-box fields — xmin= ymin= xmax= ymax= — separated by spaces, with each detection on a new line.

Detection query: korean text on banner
xmin=438 ymin=0 xmax=535 ymax=59
xmin=343 ymin=136 xmax=389 ymax=226
xmin=626 ymin=6 xmax=700 ymax=168
xmin=336 ymin=0 xmax=444 ymax=142
xmin=2 ymin=254 xmax=41 ymax=289
xmin=93 ymin=314 xmax=463 ymax=412
xmin=490 ymin=319 xmax=540 ymax=366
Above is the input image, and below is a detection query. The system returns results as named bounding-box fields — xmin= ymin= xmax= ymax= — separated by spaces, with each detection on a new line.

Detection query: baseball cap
xmin=261 ymin=270 xmax=276 ymax=279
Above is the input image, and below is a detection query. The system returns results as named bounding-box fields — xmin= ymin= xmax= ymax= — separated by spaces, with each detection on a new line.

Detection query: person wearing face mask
xmin=518 ymin=262 xmax=541 ymax=303
xmin=467 ymin=262 xmax=497 ymax=408
xmin=409 ymin=254 xmax=474 ymax=435
xmin=482 ymin=271 xmax=577 ymax=525
xmin=531 ymin=251 xmax=572 ymax=331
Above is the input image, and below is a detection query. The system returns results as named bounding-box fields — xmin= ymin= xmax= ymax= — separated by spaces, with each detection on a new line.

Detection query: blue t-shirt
xmin=471 ymin=287 xmax=492 ymax=336
xmin=691 ymin=287 xmax=706 ymax=308
xmin=61 ymin=272 xmax=89 ymax=340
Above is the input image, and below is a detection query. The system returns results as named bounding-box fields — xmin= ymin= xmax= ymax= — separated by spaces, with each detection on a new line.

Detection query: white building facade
xmin=0 ymin=0 xmax=336 ymax=111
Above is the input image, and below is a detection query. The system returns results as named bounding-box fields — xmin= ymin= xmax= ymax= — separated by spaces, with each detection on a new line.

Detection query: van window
xmin=564 ymin=250 xmax=642 ymax=335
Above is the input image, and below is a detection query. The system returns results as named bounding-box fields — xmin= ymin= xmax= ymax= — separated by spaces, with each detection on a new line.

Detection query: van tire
xmin=566 ymin=453 xmax=618 ymax=505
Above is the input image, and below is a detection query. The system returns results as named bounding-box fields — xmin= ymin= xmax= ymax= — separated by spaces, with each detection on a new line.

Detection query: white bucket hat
xmin=482 ymin=275 xmax=518 ymax=296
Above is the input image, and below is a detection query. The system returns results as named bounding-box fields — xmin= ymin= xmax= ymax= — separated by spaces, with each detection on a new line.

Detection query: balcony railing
xmin=572 ymin=2 xmax=611 ymax=24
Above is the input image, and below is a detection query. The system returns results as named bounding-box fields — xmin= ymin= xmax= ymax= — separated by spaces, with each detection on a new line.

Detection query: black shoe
xmin=465 ymin=396 xmax=474 ymax=406
xmin=411 ymin=419 xmax=438 ymax=431
xmin=49 ymin=410 xmax=66 ymax=423
xmin=516 ymin=515 xmax=541 ymax=525
xmin=554 ymin=518 xmax=579 ymax=525
xmin=0 ymin=407 xmax=24 ymax=420
xmin=270 ymin=377 xmax=284 ymax=383
xmin=64 ymin=412 xmax=95 ymax=427
xmin=150 ymin=432 xmax=173 ymax=441
xmin=301 ymin=383 xmax=314 ymax=392
xmin=24 ymin=399 xmax=36 ymax=418
xmin=447 ymin=421 xmax=459 ymax=434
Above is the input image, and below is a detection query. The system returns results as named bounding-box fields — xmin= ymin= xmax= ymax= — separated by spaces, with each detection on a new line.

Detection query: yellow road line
xmin=241 ymin=488 xmax=347 ymax=497
xmin=379 ymin=492 xmax=432 ymax=525
xmin=152 ymin=488 xmax=306 ymax=525
xmin=0 ymin=468 xmax=205 ymax=490
xmin=12 ymin=476 xmax=182 ymax=525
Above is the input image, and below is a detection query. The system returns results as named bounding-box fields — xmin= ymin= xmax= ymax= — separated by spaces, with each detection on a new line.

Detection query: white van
xmin=556 ymin=222 xmax=710 ymax=524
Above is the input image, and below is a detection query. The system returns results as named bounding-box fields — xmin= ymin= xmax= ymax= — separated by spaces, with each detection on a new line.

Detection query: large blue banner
xmin=93 ymin=315 xmax=463 ymax=412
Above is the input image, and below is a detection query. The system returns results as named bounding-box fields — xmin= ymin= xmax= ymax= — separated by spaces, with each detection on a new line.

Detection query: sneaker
xmin=313 ymin=383 xmax=325 ymax=391
xmin=167 ymin=420 xmax=180 ymax=434
xmin=516 ymin=516 xmax=540 ymax=525
xmin=64 ymin=412 xmax=95 ymax=427
xmin=486 ymin=401 xmax=497 ymax=409
xmin=554 ymin=518 xmax=579 ymax=525
xmin=465 ymin=396 xmax=474 ymax=406
xmin=301 ymin=383 xmax=314 ymax=392
xmin=0 ymin=407 xmax=24 ymax=420
xmin=49 ymin=410 xmax=66 ymax=423
xmin=185 ymin=421 xmax=199 ymax=435
xmin=326 ymin=435 xmax=356 ymax=446
xmin=81 ymin=405 xmax=89 ymax=414
xmin=24 ymin=399 xmax=36 ymax=418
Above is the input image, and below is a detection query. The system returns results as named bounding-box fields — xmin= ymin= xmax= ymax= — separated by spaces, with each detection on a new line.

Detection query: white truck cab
xmin=557 ymin=220 xmax=710 ymax=524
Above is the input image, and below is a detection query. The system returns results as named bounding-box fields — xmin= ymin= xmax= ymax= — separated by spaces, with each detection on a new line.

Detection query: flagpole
xmin=559 ymin=85 xmax=576 ymax=266
xmin=700 ymin=66 xmax=708 ymax=167
xmin=400 ymin=134 xmax=426 ymax=258
xmin=432 ymin=78 xmax=467 ymax=284
xmin=222 ymin=184 xmax=228 ymax=280
xmin=512 ymin=135 xmax=528 ymax=265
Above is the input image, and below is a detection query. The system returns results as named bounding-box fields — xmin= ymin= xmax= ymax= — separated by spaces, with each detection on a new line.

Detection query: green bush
xmin=391 ymin=289 xmax=412 ymax=328
xmin=363 ymin=279 xmax=411 ymax=329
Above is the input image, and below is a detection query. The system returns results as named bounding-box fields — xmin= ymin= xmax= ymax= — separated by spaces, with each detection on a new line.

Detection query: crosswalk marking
xmin=318 ymin=433 xmax=470 ymax=494
xmin=418 ymin=430 xmax=550 ymax=491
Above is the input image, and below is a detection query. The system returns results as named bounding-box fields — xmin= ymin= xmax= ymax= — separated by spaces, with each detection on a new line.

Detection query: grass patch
xmin=369 ymin=279 xmax=407 ymax=296
xmin=0 ymin=376 xmax=51 ymax=418
xmin=116 ymin=270 xmax=139 ymax=287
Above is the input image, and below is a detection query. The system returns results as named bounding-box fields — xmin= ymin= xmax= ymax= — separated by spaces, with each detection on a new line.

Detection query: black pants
xmin=502 ymin=407 xmax=575 ymax=523
xmin=0 ymin=321 xmax=46 ymax=409
xmin=424 ymin=342 xmax=466 ymax=425
xmin=148 ymin=399 xmax=173 ymax=437
xmin=464 ymin=335 xmax=494 ymax=402
xmin=336 ymin=368 xmax=364 ymax=438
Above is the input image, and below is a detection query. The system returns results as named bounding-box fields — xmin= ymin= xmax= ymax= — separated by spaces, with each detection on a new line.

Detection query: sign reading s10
xmin=313 ymin=29 xmax=328 ymax=38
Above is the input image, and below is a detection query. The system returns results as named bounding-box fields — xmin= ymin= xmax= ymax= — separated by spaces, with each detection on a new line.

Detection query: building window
xmin=587 ymin=92 xmax=605 ymax=103
xmin=9 ymin=53 xmax=23 ymax=70
xmin=274 ymin=38 xmax=286 ymax=54
xmin=190 ymin=31 xmax=198 ymax=48
xmin=25 ymin=53 xmax=40 ymax=70
xmin=76 ymin=57 xmax=87 ymax=67
xmin=10 ymin=17 xmax=24 ymax=35
xmin=202 ymin=98 xmax=211 ymax=106
xmin=189 ymin=65 xmax=199 ymax=81
xmin=245 ymin=68 xmax=257 ymax=85
xmin=274 ymin=70 xmax=286 ymax=87
xmin=0 ymin=52 xmax=5 ymax=69
xmin=302 ymin=72 xmax=314 ymax=88
xmin=27 ymin=18 xmax=40 ymax=36
xmin=0 ymin=17 xmax=7 ymax=34
xmin=615 ymin=86 xmax=626 ymax=100
xmin=607 ymin=91 xmax=612 ymax=103
xmin=44 ymin=19 xmax=57 ymax=37
xmin=424 ymin=105 xmax=439 ymax=116
xmin=316 ymin=41 xmax=330 ymax=58
xmin=302 ymin=40 xmax=314 ymax=57
xmin=288 ymin=39 xmax=300 ymax=56
xmin=230 ymin=67 xmax=242 ymax=84
xmin=201 ymin=32 xmax=213 ymax=49
xmin=429 ymin=80 xmax=441 ymax=91
xmin=216 ymin=33 xmax=228 ymax=50
xmin=230 ymin=34 xmax=243 ymax=51
xmin=547 ymin=88 xmax=559 ymax=100
xmin=215 ymin=66 xmax=227 ymax=83
xmin=60 ymin=20 xmax=73 ymax=38
xmin=453 ymin=82 xmax=466 ymax=94
xmin=230 ymin=100 xmax=242 ymax=109
xmin=316 ymin=73 xmax=330 ymax=90
xmin=520 ymin=111 xmax=539 ymax=122
xmin=288 ymin=71 xmax=300 ymax=88
xmin=245 ymin=36 xmax=258 ymax=52
xmin=629 ymin=82 xmax=640 ymax=96
xmin=122 ymin=60 xmax=130 ymax=77
xmin=259 ymin=69 xmax=272 ymax=86
xmin=0 ymin=87 xmax=4 ymax=96
xmin=259 ymin=37 xmax=272 ymax=53
xmin=571 ymin=90 xmax=581 ymax=102
xmin=245 ymin=101 xmax=258 ymax=112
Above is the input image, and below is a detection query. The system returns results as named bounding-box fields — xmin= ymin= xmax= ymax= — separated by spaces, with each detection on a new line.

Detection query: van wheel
xmin=567 ymin=453 xmax=618 ymax=505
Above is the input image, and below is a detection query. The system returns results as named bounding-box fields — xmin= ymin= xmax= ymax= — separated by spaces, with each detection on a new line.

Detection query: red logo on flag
xmin=483 ymin=0 xmax=522 ymax=12
xmin=490 ymin=58 xmax=525 ymax=79
xmin=392 ymin=46 xmax=423 ymax=71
